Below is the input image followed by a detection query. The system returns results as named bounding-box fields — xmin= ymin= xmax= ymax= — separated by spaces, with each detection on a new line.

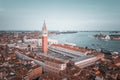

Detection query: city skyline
xmin=0 ymin=0 xmax=120 ymax=31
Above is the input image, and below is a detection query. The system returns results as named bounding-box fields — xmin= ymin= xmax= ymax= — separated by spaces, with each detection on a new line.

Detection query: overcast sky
xmin=0 ymin=0 xmax=120 ymax=31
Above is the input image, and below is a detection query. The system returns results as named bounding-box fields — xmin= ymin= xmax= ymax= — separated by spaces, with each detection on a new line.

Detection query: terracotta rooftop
xmin=52 ymin=44 xmax=93 ymax=53
xmin=16 ymin=48 xmax=64 ymax=64
xmin=42 ymin=55 xmax=64 ymax=64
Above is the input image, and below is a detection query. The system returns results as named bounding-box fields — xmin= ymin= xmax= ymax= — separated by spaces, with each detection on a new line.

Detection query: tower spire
xmin=43 ymin=20 xmax=46 ymax=29
xmin=42 ymin=20 xmax=47 ymax=36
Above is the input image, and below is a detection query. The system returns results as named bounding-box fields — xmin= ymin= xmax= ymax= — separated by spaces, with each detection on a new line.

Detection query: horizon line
xmin=0 ymin=30 xmax=120 ymax=32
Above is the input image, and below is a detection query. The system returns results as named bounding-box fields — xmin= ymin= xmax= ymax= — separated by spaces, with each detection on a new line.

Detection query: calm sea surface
xmin=49 ymin=32 xmax=120 ymax=52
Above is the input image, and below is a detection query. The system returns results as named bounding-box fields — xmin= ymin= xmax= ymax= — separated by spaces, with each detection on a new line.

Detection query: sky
xmin=0 ymin=0 xmax=120 ymax=31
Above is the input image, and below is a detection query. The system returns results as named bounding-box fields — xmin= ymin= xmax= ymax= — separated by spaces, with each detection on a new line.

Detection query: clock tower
xmin=42 ymin=21 xmax=48 ymax=53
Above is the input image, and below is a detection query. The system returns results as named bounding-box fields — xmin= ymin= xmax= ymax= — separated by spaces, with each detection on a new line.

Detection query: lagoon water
xmin=49 ymin=32 xmax=120 ymax=52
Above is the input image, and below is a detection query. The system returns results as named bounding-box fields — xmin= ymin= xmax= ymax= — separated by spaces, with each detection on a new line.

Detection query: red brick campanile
xmin=42 ymin=21 xmax=48 ymax=53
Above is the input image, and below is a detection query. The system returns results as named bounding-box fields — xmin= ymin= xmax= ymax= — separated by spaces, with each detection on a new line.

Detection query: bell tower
xmin=42 ymin=21 xmax=48 ymax=53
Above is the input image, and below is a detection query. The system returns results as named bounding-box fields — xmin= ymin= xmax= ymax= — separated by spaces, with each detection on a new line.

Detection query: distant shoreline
xmin=0 ymin=30 xmax=120 ymax=33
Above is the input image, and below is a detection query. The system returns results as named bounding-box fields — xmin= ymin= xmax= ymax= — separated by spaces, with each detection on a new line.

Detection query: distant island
xmin=60 ymin=31 xmax=78 ymax=34
xmin=94 ymin=32 xmax=120 ymax=40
